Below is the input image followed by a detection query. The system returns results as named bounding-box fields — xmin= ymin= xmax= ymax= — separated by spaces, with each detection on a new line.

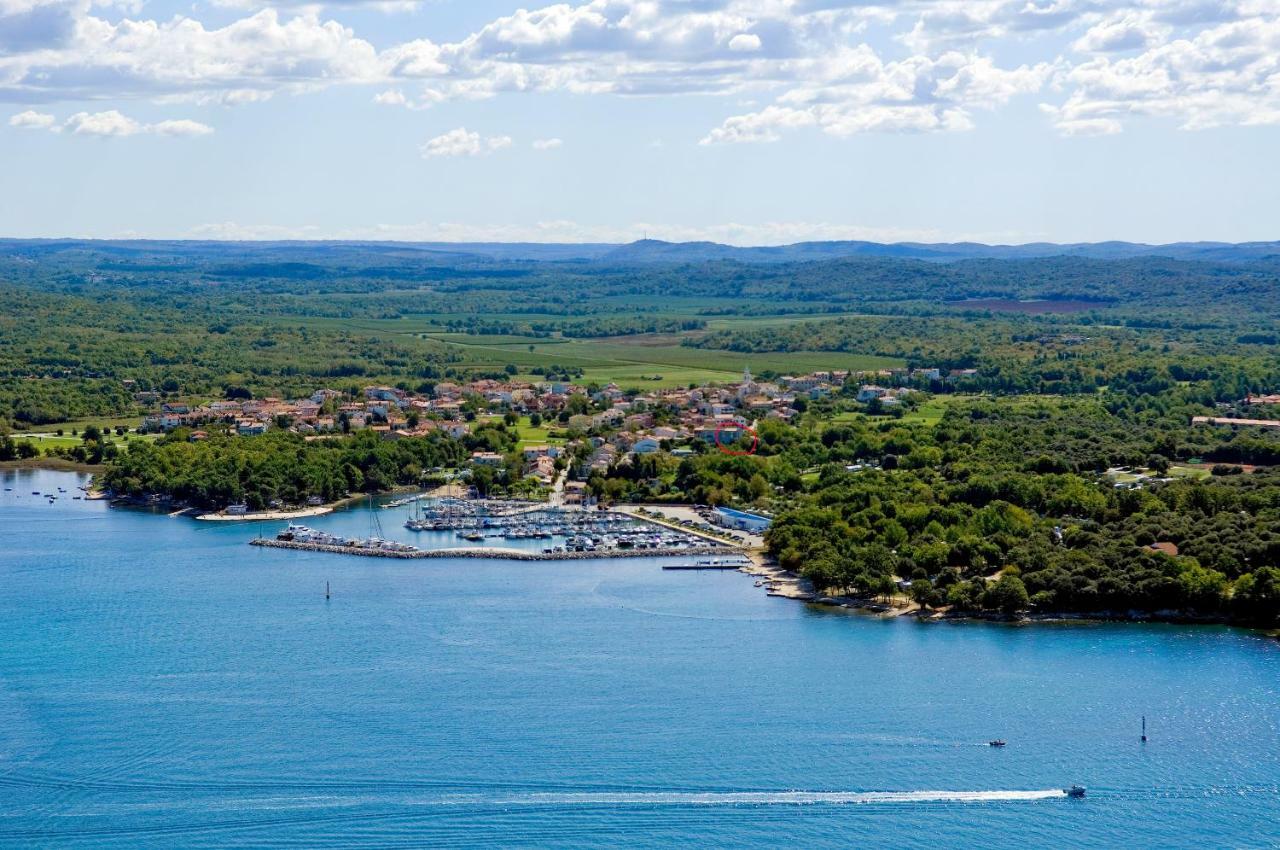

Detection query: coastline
xmin=734 ymin=551 xmax=1273 ymax=633
xmin=13 ymin=466 xmax=1272 ymax=635
xmin=0 ymin=458 xmax=101 ymax=473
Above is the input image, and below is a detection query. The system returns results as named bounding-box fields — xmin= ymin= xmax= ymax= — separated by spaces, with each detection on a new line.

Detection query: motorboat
xmin=1064 ymin=785 xmax=1086 ymax=798
xmin=988 ymin=740 xmax=1007 ymax=747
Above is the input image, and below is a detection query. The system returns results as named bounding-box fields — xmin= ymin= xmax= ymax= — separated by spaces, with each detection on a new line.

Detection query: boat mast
xmin=368 ymin=493 xmax=385 ymax=539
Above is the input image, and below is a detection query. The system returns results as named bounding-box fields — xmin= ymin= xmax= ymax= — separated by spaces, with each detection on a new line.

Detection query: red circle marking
xmin=713 ymin=421 xmax=759 ymax=456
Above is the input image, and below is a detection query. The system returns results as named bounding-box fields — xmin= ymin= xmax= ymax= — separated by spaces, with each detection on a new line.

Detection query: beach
xmin=196 ymin=505 xmax=334 ymax=521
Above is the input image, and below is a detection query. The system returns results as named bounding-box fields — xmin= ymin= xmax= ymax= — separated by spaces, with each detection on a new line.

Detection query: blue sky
xmin=3 ymin=0 xmax=1278 ymax=244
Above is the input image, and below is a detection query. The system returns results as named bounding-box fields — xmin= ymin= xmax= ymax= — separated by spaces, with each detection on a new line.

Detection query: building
xmin=857 ymin=385 xmax=888 ymax=402
xmin=711 ymin=507 xmax=772 ymax=533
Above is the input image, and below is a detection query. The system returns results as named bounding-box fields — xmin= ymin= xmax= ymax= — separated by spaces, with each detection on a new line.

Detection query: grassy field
xmin=433 ymin=335 xmax=903 ymax=389
xmin=422 ymin=333 xmax=569 ymax=346
xmin=14 ymin=431 xmax=158 ymax=451
xmin=278 ymin=312 xmax=904 ymax=390
xmin=513 ymin=416 xmax=568 ymax=449
xmin=834 ymin=400 xmax=956 ymax=428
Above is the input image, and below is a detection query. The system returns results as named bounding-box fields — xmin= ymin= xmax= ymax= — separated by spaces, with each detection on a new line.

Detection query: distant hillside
xmin=4 ymin=237 xmax=1279 ymax=266
xmin=600 ymin=239 xmax=1280 ymax=265
xmin=0 ymin=239 xmax=617 ymax=264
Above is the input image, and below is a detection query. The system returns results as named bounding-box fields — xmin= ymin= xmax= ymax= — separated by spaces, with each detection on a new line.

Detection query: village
xmin=133 ymin=365 xmax=965 ymax=516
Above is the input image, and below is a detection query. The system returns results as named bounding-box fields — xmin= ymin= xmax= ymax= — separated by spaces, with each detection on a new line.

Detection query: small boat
xmin=1064 ymin=785 xmax=1086 ymax=798
xmin=988 ymin=740 xmax=1006 ymax=747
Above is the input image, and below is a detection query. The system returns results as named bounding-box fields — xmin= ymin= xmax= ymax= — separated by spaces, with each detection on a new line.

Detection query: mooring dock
xmin=661 ymin=562 xmax=751 ymax=570
xmin=251 ymin=538 xmax=736 ymax=561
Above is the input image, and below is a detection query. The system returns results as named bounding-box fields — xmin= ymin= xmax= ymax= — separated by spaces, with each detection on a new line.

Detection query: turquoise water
xmin=2 ymin=469 xmax=1279 ymax=848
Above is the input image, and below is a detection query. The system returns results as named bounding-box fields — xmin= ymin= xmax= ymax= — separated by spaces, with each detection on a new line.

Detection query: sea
xmin=1 ymin=469 xmax=1278 ymax=848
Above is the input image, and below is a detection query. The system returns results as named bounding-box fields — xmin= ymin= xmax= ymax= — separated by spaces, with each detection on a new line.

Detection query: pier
xmin=662 ymin=562 xmax=750 ymax=570
xmin=251 ymin=538 xmax=736 ymax=561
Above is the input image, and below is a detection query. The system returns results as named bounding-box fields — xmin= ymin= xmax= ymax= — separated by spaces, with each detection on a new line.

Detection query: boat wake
xmin=0 ymin=786 xmax=1074 ymax=841
xmin=463 ymin=789 xmax=1070 ymax=806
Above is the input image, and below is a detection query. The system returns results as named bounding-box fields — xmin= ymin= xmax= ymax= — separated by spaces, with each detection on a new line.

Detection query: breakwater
xmin=251 ymin=538 xmax=736 ymax=561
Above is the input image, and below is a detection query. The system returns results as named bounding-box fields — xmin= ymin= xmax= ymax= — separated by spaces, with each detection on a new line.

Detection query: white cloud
xmin=702 ymin=50 xmax=1054 ymax=143
xmin=0 ymin=0 xmax=1277 ymax=142
xmin=1050 ymin=14 xmax=1280 ymax=133
xmin=186 ymin=217 xmax=1031 ymax=245
xmin=1040 ymin=103 xmax=1124 ymax=134
xmin=59 ymin=109 xmax=213 ymax=136
xmin=420 ymin=127 xmax=512 ymax=158
xmin=211 ymin=0 xmax=421 ymax=10
xmin=8 ymin=109 xmax=56 ymax=129
xmin=3 ymin=9 xmax=382 ymax=103
xmin=65 ymin=109 xmax=143 ymax=136
xmin=701 ymin=105 xmax=817 ymax=144
xmin=151 ymin=118 xmax=214 ymax=136
xmin=372 ymin=86 xmax=445 ymax=110
xmin=189 ymin=221 xmax=323 ymax=239
xmin=1074 ymin=12 xmax=1169 ymax=52
xmin=372 ymin=88 xmax=406 ymax=106
xmin=532 ymin=137 xmax=563 ymax=149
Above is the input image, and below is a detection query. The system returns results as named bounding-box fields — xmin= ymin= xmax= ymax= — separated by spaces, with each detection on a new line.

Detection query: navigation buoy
xmin=326 ymin=581 xmax=330 ymax=600
xmin=1141 ymin=715 xmax=1147 ymax=743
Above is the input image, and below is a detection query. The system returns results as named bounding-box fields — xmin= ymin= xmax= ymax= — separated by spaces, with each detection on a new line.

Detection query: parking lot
xmin=615 ymin=503 xmax=767 ymax=549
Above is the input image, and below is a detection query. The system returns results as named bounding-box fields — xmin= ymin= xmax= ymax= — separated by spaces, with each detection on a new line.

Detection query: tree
xmin=984 ymin=574 xmax=1030 ymax=614
xmin=946 ymin=580 xmax=985 ymax=610
xmin=909 ymin=578 xmax=939 ymax=608
xmin=470 ymin=465 xmax=496 ymax=497
xmin=1232 ymin=568 xmax=1280 ymax=625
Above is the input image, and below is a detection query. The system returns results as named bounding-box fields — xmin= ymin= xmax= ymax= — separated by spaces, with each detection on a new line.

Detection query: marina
xmin=243 ymin=493 xmax=745 ymax=562
xmin=252 ymin=536 xmax=732 ymax=560
xmin=401 ymin=499 xmax=734 ymax=556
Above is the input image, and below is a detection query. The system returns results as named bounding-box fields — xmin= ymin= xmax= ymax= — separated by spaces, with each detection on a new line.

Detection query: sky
xmin=2 ymin=0 xmax=1279 ymax=245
